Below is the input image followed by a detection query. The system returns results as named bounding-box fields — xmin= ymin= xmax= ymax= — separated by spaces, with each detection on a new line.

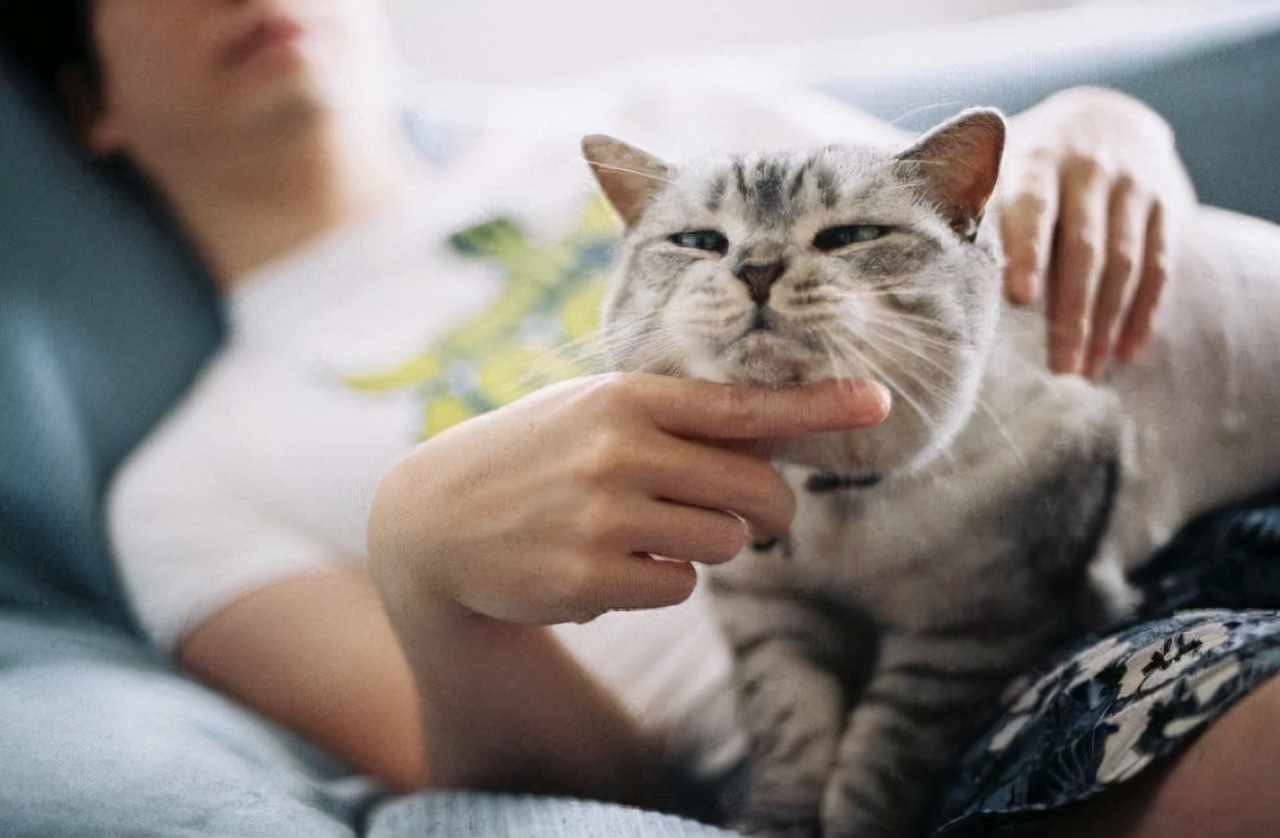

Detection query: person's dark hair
xmin=0 ymin=0 xmax=98 ymax=102
xmin=0 ymin=0 xmax=193 ymax=242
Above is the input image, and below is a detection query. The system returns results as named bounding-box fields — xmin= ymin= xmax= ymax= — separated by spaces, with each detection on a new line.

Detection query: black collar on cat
xmin=805 ymin=471 xmax=882 ymax=493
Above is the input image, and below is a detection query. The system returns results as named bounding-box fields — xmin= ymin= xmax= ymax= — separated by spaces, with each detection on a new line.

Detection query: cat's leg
xmin=819 ymin=629 xmax=1030 ymax=838
xmin=713 ymin=586 xmax=868 ymax=838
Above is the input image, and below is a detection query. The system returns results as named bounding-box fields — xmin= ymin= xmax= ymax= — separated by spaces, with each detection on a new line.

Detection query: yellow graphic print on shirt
xmin=344 ymin=198 xmax=620 ymax=438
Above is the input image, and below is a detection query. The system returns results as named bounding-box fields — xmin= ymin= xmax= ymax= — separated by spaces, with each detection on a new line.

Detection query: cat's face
xmin=586 ymin=110 xmax=1006 ymax=476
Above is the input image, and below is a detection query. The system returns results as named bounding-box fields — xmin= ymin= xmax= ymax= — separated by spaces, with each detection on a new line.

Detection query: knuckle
xmin=1105 ymin=246 xmax=1138 ymax=280
xmin=1142 ymin=248 xmax=1172 ymax=285
xmin=1062 ymin=230 xmax=1101 ymax=268
xmin=572 ymin=426 xmax=632 ymax=485
xmin=1112 ymin=172 xmax=1137 ymax=196
xmin=586 ymin=371 xmax=635 ymax=415
xmin=1010 ymin=188 xmax=1050 ymax=221
xmin=574 ymin=496 xmax=624 ymax=547
xmin=1065 ymin=153 xmax=1108 ymax=183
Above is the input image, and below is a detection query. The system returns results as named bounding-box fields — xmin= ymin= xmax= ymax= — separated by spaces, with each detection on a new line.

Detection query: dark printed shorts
xmin=931 ymin=487 xmax=1280 ymax=837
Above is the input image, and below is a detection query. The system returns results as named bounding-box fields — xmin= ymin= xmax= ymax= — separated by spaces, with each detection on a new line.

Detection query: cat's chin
xmin=722 ymin=332 xmax=819 ymax=388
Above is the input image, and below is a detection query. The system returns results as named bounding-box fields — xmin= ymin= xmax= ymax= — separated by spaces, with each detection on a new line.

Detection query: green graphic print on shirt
xmin=344 ymin=197 xmax=620 ymax=439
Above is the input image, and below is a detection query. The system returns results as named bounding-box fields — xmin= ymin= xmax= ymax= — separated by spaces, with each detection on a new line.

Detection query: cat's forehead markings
xmin=722 ymin=154 xmax=812 ymax=225
xmin=731 ymin=159 xmax=750 ymax=207
xmin=788 ymin=157 xmax=816 ymax=202
xmin=754 ymin=159 xmax=789 ymax=222
xmin=705 ymin=173 xmax=730 ymax=213
xmin=813 ymin=162 xmax=840 ymax=210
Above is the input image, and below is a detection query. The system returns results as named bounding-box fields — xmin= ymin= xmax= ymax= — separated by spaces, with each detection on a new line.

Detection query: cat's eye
xmin=669 ymin=230 xmax=729 ymax=255
xmin=813 ymin=224 xmax=891 ymax=251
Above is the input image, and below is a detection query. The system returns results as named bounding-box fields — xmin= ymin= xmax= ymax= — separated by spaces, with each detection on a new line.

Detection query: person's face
xmin=85 ymin=0 xmax=400 ymax=159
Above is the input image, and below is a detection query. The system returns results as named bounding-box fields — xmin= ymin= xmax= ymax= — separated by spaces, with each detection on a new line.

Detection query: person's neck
xmin=151 ymin=116 xmax=418 ymax=290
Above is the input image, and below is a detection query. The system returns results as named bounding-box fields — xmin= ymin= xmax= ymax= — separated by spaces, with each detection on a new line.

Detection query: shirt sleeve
xmin=107 ymin=440 xmax=352 ymax=651
xmin=105 ymin=353 xmax=367 ymax=652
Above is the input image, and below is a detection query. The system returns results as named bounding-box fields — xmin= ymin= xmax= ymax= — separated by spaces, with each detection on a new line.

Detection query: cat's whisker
xmin=607 ymin=319 xmax=691 ymax=374
xmin=827 ymin=328 xmax=964 ymax=470
xmin=858 ymin=318 xmax=1027 ymax=466
xmin=856 ymin=321 xmax=965 ymax=389
xmin=858 ymin=316 xmax=971 ymax=354
xmin=820 ymin=333 xmax=944 ymax=438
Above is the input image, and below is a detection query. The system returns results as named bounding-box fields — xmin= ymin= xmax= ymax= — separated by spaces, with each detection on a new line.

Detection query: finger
xmin=624 ymin=501 xmax=752 ymax=565
xmin=643 ymin=376 xmax=891 ymax=441
xmin=570 ymin=418 xmax=795 ymax=537
xmin=1083 ymin=178 xmax=1145 ymax=379
xmin=999 ymin=158 xmax=1059 ymax=305
xmin=645 ymin=437 xmax=795 ymax=538
xmin=568 ymin=488 xmax=755 ymax=566
xmin=579 ymin=553 xmax=700 ymax=619
xmin=1047 ymin=160 xmax=1109 ymax=374
xmin=1115 ymin=201 xmax=1169 ymax=363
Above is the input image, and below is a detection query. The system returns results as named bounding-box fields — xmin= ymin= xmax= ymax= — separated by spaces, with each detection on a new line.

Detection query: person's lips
xmin=223 ymin=15 xmax=306 ymax=67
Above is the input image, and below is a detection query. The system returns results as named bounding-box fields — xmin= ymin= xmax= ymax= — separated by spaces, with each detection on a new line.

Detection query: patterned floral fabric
xmin=932 ymin=488 xmax=1280 ymax=837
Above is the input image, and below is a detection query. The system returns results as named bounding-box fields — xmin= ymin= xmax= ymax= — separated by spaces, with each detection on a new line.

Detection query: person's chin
xmin=234 ymin=82 xmax=328 ymax=136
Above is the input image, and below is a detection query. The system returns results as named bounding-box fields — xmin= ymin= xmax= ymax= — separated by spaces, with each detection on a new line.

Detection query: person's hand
xmin=996 ymin=87 xmax=1197 ymax=378
xmin=367 ymin=373 xmax=890 ymax=627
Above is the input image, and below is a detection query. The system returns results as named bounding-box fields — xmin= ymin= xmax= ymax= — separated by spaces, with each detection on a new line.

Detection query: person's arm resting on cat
xmin=1000 ymin=87 xmax=1197 ymax=378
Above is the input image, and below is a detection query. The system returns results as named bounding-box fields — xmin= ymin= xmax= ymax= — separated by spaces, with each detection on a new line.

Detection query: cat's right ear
xmin=581 ymin=135 xmax=672 ymax=229
xmin=895 ymin=109 xmax=1005 ymax=242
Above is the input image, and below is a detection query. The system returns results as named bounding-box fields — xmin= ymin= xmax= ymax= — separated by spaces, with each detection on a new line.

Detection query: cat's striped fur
xmin=583 ymin=110 xmax=1280 ymax=838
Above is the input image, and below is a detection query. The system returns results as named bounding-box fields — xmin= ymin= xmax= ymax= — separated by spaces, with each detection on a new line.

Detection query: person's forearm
xmin=382 ymin=594 xmax=656 ymax=804
xmin=178 ymin=568 xmax=427 ymax=792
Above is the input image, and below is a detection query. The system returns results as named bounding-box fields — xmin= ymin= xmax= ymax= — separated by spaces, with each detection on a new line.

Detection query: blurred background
xmin=384 ymin=0 xmax=1173 ymax=85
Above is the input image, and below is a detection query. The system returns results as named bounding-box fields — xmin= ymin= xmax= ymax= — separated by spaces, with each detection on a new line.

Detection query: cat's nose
xmin=736 ymin=261 xmax=787 ymax=305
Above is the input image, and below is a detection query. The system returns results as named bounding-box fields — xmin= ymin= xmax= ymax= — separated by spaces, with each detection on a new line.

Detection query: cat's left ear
xmin=582 ymin=135 xmax=672 ymax=229
xmin=895 ymin=108 xmax=1005 ymax=241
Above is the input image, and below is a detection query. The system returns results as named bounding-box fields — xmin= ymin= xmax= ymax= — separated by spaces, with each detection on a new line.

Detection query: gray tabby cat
xmin=582 ymin=109 xmax=1280 ymax=838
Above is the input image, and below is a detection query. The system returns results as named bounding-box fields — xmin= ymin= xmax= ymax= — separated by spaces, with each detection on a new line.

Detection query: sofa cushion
xmin=816 ymin=2 xmax=1280 ymax=223
xmin=0 ymin=56 xmax=223 ymax=626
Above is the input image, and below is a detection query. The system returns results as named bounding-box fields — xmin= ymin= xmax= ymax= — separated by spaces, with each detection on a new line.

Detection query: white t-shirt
xmin=106 ymin=73 xmax=898 ymax=754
